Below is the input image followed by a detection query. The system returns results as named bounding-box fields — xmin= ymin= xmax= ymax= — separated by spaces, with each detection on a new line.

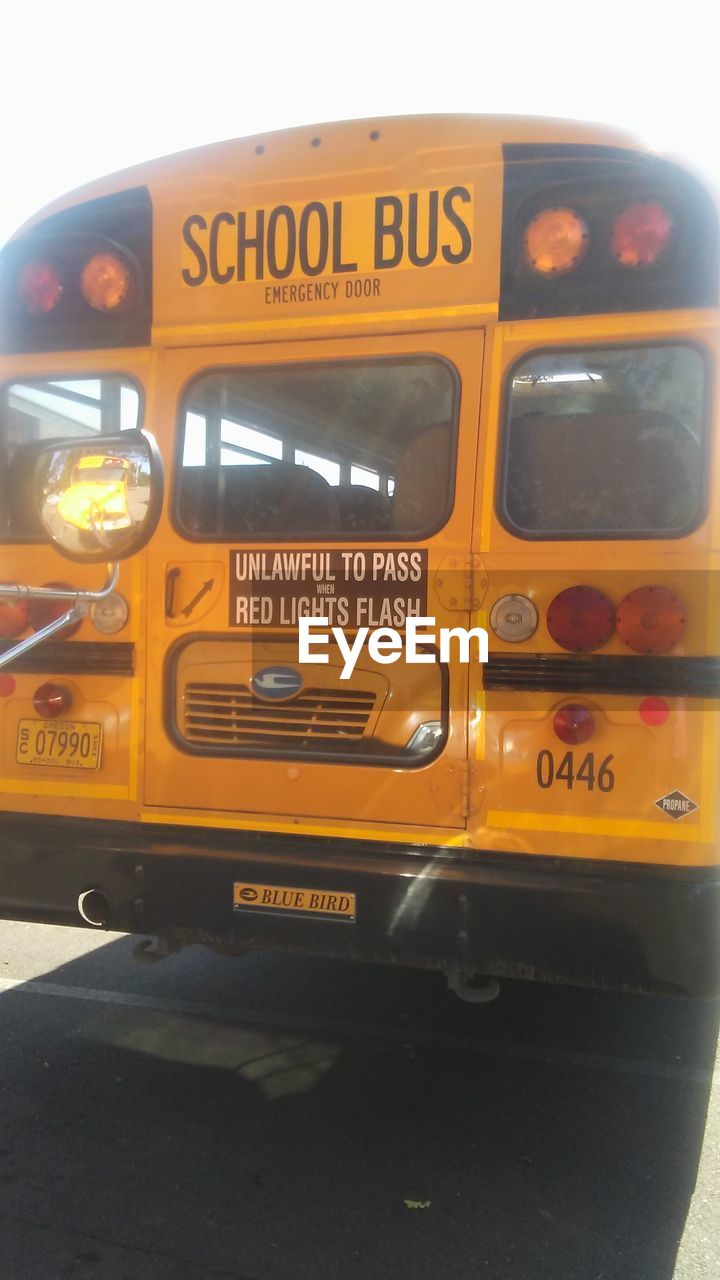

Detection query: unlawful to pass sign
xmin=229 ymin=548 xmax=428 ymax=628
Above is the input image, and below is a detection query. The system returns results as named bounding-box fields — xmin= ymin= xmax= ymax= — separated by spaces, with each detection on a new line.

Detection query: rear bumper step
xmin=1 ymin=812 xmax=718 ymax=997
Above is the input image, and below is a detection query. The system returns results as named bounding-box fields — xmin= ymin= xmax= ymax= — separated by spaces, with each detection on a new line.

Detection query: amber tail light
xmin=616 ymin=585 xmax=685 ymax=654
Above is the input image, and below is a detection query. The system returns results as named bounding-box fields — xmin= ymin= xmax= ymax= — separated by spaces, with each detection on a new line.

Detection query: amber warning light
xmin=524 ymin=207 xmax=589 ymax=276
xmin=81 ymin=253 xmax=132 ymax=311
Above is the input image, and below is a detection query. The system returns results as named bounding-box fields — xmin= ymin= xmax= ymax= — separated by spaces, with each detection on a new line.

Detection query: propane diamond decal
xmin=655 ymin=791 xmax=699 ymax=821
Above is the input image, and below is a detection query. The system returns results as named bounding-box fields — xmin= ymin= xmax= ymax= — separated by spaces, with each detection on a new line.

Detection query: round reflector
xmin=32 ymin=682 xmax=73 ymax=719
xmin=489 ymin=594 xmax=538 ymax=643
xmin=553 ymin=703 xmax=595 ymax=745
xmin=524 ymin=207 xmax=589 ymax=275
xmin=547 ymin=586 xmax=615 ymax=652
xmin=616 ymin=585 xmax=685 ymax=654
xmin=81 ymin=253 xmax=132 ymax=311
xmin=18 ymin=260 xmax=63 ymax=315
xmin=639 ymin=696 xmax=670 ymax=727
xmin=28 ymin=583 xmax=83 ymax=639
xmin=611 ymin=202 xmax=672 ymax=268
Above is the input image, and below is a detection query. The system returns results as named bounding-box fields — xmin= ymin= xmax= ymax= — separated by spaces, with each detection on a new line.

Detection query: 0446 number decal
xmin=536 ymin=750 xmax=615 ymax=792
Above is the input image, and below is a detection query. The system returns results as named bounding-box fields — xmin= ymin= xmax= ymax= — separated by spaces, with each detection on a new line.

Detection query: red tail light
xmin=611 ymin=202 xmax=672 ymax=268
xmin=616 ymin=585 xmax=685 ymax=654
xmin=553 ymin=703 xmax=595 ymax=745
xmin=547 ymin=586 xmax=615 ymax=652
xmin=28 ymin=583 xmax=83 ymax=639
xmin=32 ymin=682 xmax=73 ymax=718
xmin=18 ymin=260 xmax=63 ymax=314
xmin=0 ymin=590 xmax=30 ymax=638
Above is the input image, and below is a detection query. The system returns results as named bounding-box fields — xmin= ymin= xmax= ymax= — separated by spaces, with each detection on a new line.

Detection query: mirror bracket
xmin=0 ymin=563 xmax=119 ymax=670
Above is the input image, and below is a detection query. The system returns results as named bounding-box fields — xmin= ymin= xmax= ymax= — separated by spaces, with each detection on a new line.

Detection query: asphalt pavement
xmin=0 ymin=919 xmax=718 ymax=1280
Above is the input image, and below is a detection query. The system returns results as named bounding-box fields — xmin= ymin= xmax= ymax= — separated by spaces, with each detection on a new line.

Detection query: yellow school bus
xmin=1 ymin=115 xmax=718 ymax=999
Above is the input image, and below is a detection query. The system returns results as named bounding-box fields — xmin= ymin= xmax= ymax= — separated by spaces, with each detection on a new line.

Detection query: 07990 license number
xmin=16 ymin=718 xmax=102 ymax=770
xmin=536 ymin=750 xmax=615 ymax=792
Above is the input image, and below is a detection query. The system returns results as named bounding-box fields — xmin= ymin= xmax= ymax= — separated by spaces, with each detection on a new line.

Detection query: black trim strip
xmin=0 ymin=640 xmax=134 ymax=677
xmin=484 ymin=653 xmax=720 ymax=698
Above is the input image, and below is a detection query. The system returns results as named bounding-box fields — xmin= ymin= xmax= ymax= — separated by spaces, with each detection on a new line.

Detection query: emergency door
xmin=143 ymin=329 xmax=484 ymax=830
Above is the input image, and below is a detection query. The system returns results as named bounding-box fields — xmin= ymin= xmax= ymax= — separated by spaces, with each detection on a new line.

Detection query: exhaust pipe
xmin=446 ymin=968 xmax=500 ymax=1004
xmin=77 ymin=888 xmax=112 ymax=928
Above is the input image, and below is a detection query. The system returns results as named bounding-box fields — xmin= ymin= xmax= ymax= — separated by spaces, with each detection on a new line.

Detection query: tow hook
xmin=446 ymin=967 xmax=500 ymax=1004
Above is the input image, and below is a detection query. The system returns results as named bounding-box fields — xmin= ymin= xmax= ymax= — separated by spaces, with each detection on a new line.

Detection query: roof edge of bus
xmin=1 ymin=112 xmax=665 ymax=245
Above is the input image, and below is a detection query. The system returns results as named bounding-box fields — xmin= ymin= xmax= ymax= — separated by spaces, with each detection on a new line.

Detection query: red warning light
xmin=18 ymin=260 xmax=63 ymax=315
xmin=611 ymin=202 xmax=672 ymax=268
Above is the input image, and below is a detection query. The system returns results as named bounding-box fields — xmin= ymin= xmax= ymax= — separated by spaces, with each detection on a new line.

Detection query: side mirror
xmin=35 ymin=430 xmax=163 ymax=562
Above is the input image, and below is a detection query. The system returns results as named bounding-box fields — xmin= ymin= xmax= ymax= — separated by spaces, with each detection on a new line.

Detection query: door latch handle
xmin=165 ymin=567 xmax=180 ymax=619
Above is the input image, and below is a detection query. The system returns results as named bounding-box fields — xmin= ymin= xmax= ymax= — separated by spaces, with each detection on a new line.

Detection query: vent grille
xmin=182 ymin=682 xmax=377 ymax=749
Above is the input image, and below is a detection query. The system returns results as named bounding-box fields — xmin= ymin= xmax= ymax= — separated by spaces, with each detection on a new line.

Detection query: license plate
xmin=16 ymin=719 xmax=103 ymax=770
xmin=234 ymin=881 xmax=356 ymax=921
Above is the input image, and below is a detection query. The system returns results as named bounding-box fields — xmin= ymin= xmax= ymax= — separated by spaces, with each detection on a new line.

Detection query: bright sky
xmin=1 ymin=0 xmax=718 ymax=247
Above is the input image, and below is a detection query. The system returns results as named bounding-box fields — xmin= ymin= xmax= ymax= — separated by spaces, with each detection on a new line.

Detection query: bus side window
xmin=5 ymin=440 xmax=47 ymax=537
xmin=506 ymin=410 xmax=702 ymax=534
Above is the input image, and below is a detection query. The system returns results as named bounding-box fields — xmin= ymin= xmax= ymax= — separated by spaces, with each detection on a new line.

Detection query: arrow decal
xmin=181 ymin=579 xmax=214 ymax=618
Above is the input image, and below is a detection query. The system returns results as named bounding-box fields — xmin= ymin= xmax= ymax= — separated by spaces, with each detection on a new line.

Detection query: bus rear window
xmin=500 ymin=345 xmax=706 ymax=538
xmin=176 ymin=357 xmax=457 ymax=539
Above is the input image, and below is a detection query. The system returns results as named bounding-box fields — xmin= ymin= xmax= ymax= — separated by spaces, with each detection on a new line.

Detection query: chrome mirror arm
xmin=0 ymin=563 xmax=119 ymax=671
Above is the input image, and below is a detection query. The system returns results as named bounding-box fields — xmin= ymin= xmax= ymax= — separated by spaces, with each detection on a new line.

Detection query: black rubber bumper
xmin=1 ymin=812 xmax=719 ymax=997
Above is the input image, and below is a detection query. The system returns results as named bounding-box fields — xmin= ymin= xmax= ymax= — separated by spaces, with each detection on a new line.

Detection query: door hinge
xmin=465 ymin=553 xmax=488 ymax=612
xmin=434 ymin=553 xmax=488 ymax=613
xmin=460 ymin=759 xmax=479 ymax=820
xmin=431 ymin=758 xmax=478 ymax=821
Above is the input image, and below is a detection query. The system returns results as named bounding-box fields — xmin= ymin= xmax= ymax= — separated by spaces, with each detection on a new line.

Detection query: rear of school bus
xmin=0 ymin=115 xmax=719 ymax=998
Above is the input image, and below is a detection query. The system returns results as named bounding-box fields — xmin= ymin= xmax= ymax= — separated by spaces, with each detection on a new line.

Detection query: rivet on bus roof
xmin=310 ymin=137 xmax=322 ymax=148
xmin=254 ymin=144 xmax=265 ymax=155
xmin=369 ymin=130 xmax=380 ymax=141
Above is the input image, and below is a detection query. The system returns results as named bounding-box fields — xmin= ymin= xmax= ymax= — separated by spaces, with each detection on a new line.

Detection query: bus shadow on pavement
xmin=0 ymin=932 xmax=718 ymax=1280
